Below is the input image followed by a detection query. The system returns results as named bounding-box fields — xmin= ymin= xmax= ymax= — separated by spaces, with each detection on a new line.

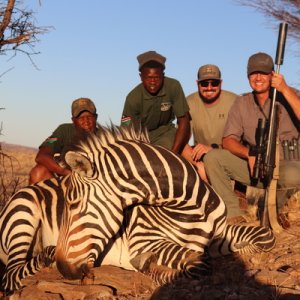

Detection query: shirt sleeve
xmin=39 ymin=124 xmax=68 ymax=154
xmin=170 ymin=80 xmax=189 ymax=118
xmin=121 ymin=89 xmax=142 ymax=126
xmin=223 ymin=97 xmax=244 ymax=141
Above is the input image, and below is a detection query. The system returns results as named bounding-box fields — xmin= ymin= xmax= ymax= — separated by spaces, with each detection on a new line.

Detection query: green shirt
xmin=121 ymin=77 xmax=189 ymax=147
xmin=40 ymin=123 xmax=79 ymax=154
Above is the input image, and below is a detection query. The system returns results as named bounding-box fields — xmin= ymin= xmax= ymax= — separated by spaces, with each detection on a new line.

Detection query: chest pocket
xmin=161 ymin=102 xmax=172 ymax=112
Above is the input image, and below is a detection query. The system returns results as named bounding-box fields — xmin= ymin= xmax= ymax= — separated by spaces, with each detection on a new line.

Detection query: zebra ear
xmin=65 ymin=151 xmax=94 ymax=177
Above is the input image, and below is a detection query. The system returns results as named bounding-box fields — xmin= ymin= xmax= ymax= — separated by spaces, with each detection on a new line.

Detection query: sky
xmin=1 ymin=0 xmax=299 ymax=148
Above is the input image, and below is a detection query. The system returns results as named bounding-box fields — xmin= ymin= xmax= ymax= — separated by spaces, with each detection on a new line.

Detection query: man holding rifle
xmin=203 ymin=52 xmax=300 ymax=225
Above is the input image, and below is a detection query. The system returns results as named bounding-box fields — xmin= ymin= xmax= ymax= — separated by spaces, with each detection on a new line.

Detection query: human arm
xmin=181 ymin=144 xmax=209 ymax=182
xmin=223 ymin=135 xmax=256 ymax=175
xmin=35 ymin=146 xmax=71 ymax=177
xmin=272 ymin=73 xmax=300 ymax=120
xmin=171 ymin=112 xmax=191 ymax=154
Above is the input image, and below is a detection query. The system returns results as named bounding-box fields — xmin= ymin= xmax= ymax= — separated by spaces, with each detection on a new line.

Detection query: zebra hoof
xmin=80 ymin=263 xmax=95 ymax=285
xmin=130 ymin=252 xmax=158 ymax=273
xmin=42 ymin=246 xmax=56 ymax=267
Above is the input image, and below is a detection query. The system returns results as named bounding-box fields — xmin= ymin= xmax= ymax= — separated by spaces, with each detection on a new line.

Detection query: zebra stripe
xmin=0 ymin=179 xmax=63 ymax=292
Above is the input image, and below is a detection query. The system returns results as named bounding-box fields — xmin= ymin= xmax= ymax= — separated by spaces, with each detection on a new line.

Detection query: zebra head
xmin=55 ymin=145 xmax=125 ymax=280
xmin=55 ymin=125 xmax=152 ymax=280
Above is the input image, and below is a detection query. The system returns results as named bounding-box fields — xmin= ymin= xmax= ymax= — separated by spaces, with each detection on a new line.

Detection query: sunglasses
xmin=198 ymin=80 xmax=220 ymax=87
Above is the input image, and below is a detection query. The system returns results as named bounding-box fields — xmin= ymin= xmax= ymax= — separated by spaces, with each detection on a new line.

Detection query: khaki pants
xmin=204 ymin=149 xmax=300 ymax=218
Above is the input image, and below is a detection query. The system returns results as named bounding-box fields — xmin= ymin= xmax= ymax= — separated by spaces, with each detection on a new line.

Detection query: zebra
xmin=0 ymin=180 xmax=275 ymax=294
xmin=0 ymin=125 xmax=275 ymax=293
xmin=0 ymin=177 xmax=136 ymax=294
xmin=55 ymin=124 xmax=276 ymax=282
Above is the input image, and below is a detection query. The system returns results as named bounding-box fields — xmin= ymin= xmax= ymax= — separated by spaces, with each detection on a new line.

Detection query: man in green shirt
xmin=29 ymin=97 xmax=98 ymax=184
xmin=121 ymin=50 xmax=190 ymax=154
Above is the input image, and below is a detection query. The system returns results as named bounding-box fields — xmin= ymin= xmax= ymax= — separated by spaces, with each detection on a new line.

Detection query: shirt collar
xmin=142 ymin=84 xmax=166 ymax=99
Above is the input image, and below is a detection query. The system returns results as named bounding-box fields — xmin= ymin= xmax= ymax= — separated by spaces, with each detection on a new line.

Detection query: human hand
xmin=195 ymin=161 xmax=209 ymax=183
xmin=192 ymin=144 xmax=212 ymax=161
xmin=271 ymin=72 xmax=288 ymax=93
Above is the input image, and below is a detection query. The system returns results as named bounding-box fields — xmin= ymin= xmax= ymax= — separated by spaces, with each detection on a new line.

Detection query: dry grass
xmin=0 ymin=143 xmax=37 ymax=208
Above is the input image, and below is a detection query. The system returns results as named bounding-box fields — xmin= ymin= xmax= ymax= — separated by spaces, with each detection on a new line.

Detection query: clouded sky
xmin=1 ymin=0 xmax=299 ymax=148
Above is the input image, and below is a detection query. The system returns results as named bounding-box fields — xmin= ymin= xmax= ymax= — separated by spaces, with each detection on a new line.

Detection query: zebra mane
xmin=70 ymin=122 xmax=151 ymax=152
xmin=96 ymin=122 xmax=150 ymax=144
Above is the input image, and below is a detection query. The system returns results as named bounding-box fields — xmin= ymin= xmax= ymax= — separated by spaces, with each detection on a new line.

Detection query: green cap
xmin=247 ymin=52 xmax=274 ymax=76
xmin=71 ymin=98 xmax=96 ymax=118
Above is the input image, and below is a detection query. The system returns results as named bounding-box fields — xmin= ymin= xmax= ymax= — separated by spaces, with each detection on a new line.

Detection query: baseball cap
xmin=137 ymin=50 xmax=166 ymax=70
xmin=198 ymin=64 xmax=221 ymax=81
xmin=71 ymin=98 xmax=96 ymax=118
xmin=247 ymin=52 xmax=274 ymax=76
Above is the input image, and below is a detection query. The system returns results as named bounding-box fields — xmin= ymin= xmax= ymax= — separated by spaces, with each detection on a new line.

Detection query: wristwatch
xmin=211 ymin=143 xmax=219 ymax=149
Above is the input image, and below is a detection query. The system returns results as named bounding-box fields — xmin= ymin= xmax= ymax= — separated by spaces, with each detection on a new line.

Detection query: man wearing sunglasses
xmin=203 ymin=53 xmax=300 ymax=225
xmin=121 ymin=51 xmax=191 ymax=155
xmin=182 ymin=64 xmax=237 ymax=182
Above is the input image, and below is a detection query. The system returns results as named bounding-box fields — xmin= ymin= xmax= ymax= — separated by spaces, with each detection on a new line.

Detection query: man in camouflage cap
xmin=121 ymin=50 xmax=190 ymax=154
xmin=29 ymin=97 xmax=98 ymax=184
xmin=204 ymin=52 xmax=300 ymax=226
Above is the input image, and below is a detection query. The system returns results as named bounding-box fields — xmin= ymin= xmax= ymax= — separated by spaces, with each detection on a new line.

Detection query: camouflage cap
xmin=198 ymin=64 xmax=221 ymax=81
xmin=71 ymin=98 xmax=96 ymax=118
xmin=137 ymin=50 xmax=166 ymax=70
xmin=247 ymin=52 xmax=274 ymax=76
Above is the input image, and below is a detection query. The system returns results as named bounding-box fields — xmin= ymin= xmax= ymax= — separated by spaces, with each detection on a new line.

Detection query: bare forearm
xmin=172 ymin=113 xmax=191 ymax=154
xmin=222 ymin=136 xmax=249 ymax=159
xmin=272 ymin=73 xmax=300 ymax=120
xmin=281 ymin=86 xmax=300 ymax=120
xmin=36 ymin=154 xmax=69 ymax=176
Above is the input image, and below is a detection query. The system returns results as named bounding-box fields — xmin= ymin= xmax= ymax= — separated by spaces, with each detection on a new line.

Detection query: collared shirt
xmin=40 ymin=123 xmax=99 ymax=154
xmin=121 ymin=77 xmax=189 ymax=132
xmin=224 ymin=92 xmax=299 ymax=148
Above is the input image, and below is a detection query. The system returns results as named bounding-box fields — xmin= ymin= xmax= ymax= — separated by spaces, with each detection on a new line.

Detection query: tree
xmin=0 ymin=0 xmax=50 ymax=64
xmin=0 ymin=1 xmax=49 ymax=207
xmin=236 ymin=0 xmax=300 ymax=43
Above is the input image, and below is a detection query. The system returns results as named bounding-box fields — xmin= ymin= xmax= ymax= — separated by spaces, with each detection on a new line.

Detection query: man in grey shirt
xmin=204 ymin=52 xmax=300 ymax=224
xmin=182 ymin=64 xmax=237 ymax=182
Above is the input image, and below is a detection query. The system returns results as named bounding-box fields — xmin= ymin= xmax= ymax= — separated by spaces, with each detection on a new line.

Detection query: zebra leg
xmin=130 ymin=249 xmax=211 ymax=285
xmin=2 ymin=246 xmax=56 ymax=294
xmin=209 ymin=224 xmax=276 ymax=257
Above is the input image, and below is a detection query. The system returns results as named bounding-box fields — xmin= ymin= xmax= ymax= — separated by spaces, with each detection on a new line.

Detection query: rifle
xmin=251 ymin=22 xmax=288 ymax=232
